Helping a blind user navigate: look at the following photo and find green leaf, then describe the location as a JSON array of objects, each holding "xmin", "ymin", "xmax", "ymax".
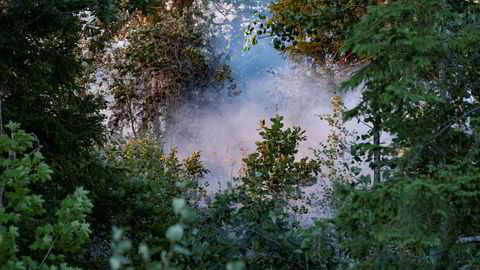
[
  {"xmin": 166, "ymin": 224, "xmax": 184, "ymax": 242},
  {"xmin": 226, "ymin": 261, "xmax": 245, "ymax": 270},
  {"xmin": 138, "ymin": 243, "xmax": 150, "ymax": 262},
  {"xmin": 172, "ymin": 198, "xmax": 186, "ymax": 215},
  {"xmin": 252, "ymin": 35, "xmax": 257, "ymax": 45},
  {"xmin": 109, "ymin": 255, "xmax": 123, "ymax": 270},
  {"xmin": 112, "ymin": 227, "xmax": 123, "ymax": 242},
  {"xmin": 173, "ymin": 244, "xmax": 192, "ymax": 256}
]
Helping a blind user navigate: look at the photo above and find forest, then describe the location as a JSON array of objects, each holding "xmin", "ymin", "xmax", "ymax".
[{"xmin": 1, "ymin": 0, "xmax": 480, "ymax": 269}]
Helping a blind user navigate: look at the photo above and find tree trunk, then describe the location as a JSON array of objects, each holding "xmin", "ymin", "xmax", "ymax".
[
  {"xmin": 0, "ymin": 99, "xmax": 3, "ymax": 209},
  {"xmin": 373, "ymin": 125, "xmax": 381, "ymax": 184},
  {"xmin": 371, "ymin": 109, "xmax": 383, "ymax": 184},
  {"xmin": 172, "ymin": 0, "xmax": 194, "ymax": 16}
]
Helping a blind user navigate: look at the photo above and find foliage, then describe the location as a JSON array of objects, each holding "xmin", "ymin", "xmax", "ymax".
[
  {"xmin": 78, "ymin": 138, "xmax": 209, "ymax": 267},
  {"xmin": 0, "ymin": 0, "xmax": 113, "ymax": 159},
  {"xmin": 0, "ymin": 0, "xmax": 182, "ymax": 208},
  {"xmin": 240, "ymin": 115, "xmax": 320, "ymax": 202},
  {"xmin": 109, "ymin": 11, "xmax": 234, "ymax": 137},
  {"xmin": 109, "ymin": 196, "xmax": 246, "ymax": 270},
  {"xmin": 293, "ymin": 219, "xmax": 349, "ymax": 269},
  {"xmin": 106, "ymin": 138, "xmax": 209, "ymax": 228},
  {"xmin": 245, "ymin": 0, "xmax": 382, "ymax": 65},
  {"xmin": 333, "ymin": 0, "xmax": 480, "ymax": 268},
  {"xmin": 248, "ymin": 0, "xmax": 480, "ymax": 269},
  {"xmin": 0, "ymin": 123, "xmax": 93, "ymax": 269},
  {"xmin": 108, "ymin": 197, "xmax": 198, "ymax": 270},
  {"xmin": 312, "ymin": 95, "xmax": 364, "ymax": 211},
  {"xmin": 335, "ymin": 156, "xmax": 480, "ymax": 269},
  {"xmin": 174, "ymin": 116, "xmax": 321, "ymax": 269},
  {"xmin": 0, "ymin": 0, "xmax": 124, "ymax": 230},
  {"xmin": 342, "ymin": 0, "xmax": 480, "ymax": 173}
]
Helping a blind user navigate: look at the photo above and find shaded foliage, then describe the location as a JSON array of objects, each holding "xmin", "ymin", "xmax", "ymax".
[
  {"xmin": 0, "ymin": 123, "xmax": 93, "ymax": 269},
  {"xmin": 109, "ymin": 11, "xmax": 234, "ymax": 137}
]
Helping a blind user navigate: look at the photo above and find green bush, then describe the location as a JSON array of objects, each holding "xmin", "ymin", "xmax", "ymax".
[{"xmin": 0, "ymin": 123, "xmax": 93, "ymax": 269}]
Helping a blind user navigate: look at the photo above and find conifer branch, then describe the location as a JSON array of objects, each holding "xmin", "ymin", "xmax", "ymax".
[{"xmin": 431, "ymin": 105, "xmax": 480, "ymax": 142}]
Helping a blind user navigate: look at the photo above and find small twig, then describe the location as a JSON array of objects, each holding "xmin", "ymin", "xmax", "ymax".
[
  {"xmin": 40, "ymin": 234, "xmax": 60, "ymax": 266},
  {"xmin": 255, "ymin": 252, "xmax": 306, "ymax": 269},
  {"xmin": 329, "ymin": 5, "xmax": 368, "ymax": 14},
  {"xmin": 211, "ymin": 0, "xmax": 229, "ymax": 18},
  {"xmin": 0, "ymin": 99, "xmax": 3, "ymax": 209},
  {"xmin": 430, "ymin": 105, "xmax": 480, "ymax": 142},
  {"xmin": 339, "ymin": 104, "xmax": 373, "ymax": 129},
  {"xmin": 0, "ymin": 186, "xmax": 3, "ymax": 209},
  {"xmin": 334, "ymin": 57, "xmax": 372, "ymax": 76},
  {"xmin": 305, "ymin": 253, "xmax": 310, "ymax": 270},
  {"xmin": 457, "ymin": 235, "xmax": 480, "ymax": 243},
  {"xmin": 246, "ymin": 228, "xmax": 284, "ymax": 248}
]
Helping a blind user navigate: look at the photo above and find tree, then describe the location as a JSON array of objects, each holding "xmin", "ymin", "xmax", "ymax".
[
  {"xmin": 335, "ymin": 155, "xmax": 480, "ymax": 269},
  {"xmin": 342, "ymin": 0, "xmax": 480, "ymax": 175},
  {"xmin": 239, "ymin": 115, "xmax": 320, "ymax": 204},
  {"xmin": 0, "ymin": 0, "xmax": 126, "ymax": 206},
  {"xmin": 246, "ymin": 0, "xmax": 378, "ymax": 62},
  {"xmin": 246, "ymin": 0, "xmax": 387, "ymax": 183},
  {"xmin": 0, "ymin": 2, "xmax": 186, "ymax": 266},
  {"xmin": 332, "ymin": 0, "xmax": 480, "ymax": 268},
  {"xmin": 108, "ymin": 10, "xmax": 234, "ymax": 138},
  {"xmin": 0, "ymin": 0, "xmax": 175, "ymax": 192},
  {"xmin": 187, "ymin": 116, "xmax": 320, "ymax": 269},
  {"xmin": 247, "ymin": 0, "xmax": 480, "ymax": 268}
]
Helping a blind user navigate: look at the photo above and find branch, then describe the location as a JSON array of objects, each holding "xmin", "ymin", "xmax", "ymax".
[
  {"xmin": 333, "ymin": 5, "xmax": 368, "ymax": 13},
  {"xmin": 40, "ymin": 234, "xmax": 60, "ymax": 266},
  {"xmin": 246, "ymin": 228, "xmax": 284, "ymax": 248},
  {"xmin": 13, "ymin": 1, "xmax": 96, "ymax": 33},
  {"xmin": 457, "ymin": 235, "xmax": 480, "ymax": 243},
  {"xmin": 339, "ymin": 104, "xmax": 373, "ymax": 129},
  {"xmin": 212, "ymin": 0, "xmax": 229, "ymax": 18},
  {"xmin": 257, "ymin": 35, "xmax": 275, "ymax": 41},
  {"xmin": 334, "ymin": 57, "xmax": 372, "ymax": 76},
  {"xmin": 255, "ymin": 252, "xmax": 306, "ymax": 269},
  {"xmin": 430, "ymin": 105, "xmax": 480, "ymax": 142}
]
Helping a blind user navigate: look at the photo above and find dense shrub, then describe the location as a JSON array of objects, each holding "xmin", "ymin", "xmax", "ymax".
[{"xmin": 0, "ymin": 123, "xmax": 93, "ymax": 269}]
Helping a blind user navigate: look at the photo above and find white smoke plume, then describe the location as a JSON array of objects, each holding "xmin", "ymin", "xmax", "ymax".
[{"xmin": 165, "ymin": 60, "xmax": 364, "ymax": 191}]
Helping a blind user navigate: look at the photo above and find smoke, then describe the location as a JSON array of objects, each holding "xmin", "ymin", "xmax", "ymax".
[
  {"xmin": 89, "ymin": 0, "xmax": 374, "ymax": 221},
  {"xmin": 159, "ymin": 2, "xmax": 373, "ymax": 197},
  {"xmin": 165, "ymin": 58, "xmax": 364, "ymax": 192},
  {"xmin": 84, "ymin": 0, "xmax": 393, "ymax": 223},
  {"xmin": 160, "ymin": 4, "xmax": 378, "ymax": 222},
  {"xmin": 91, "ymin": 0, "xmax": 369, "ymax": 196}
]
